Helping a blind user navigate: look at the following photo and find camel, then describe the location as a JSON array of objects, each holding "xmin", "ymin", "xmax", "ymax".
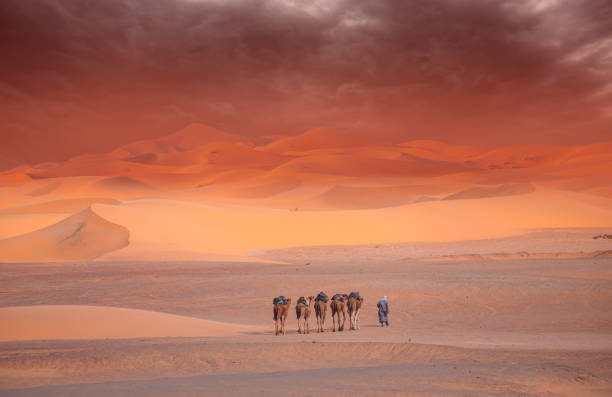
[
  {"xmin": 347, "ymin": 292, "xmax": 363, "ymax": 331},
  {"xmin": 273, "ymin": 296, "xmax": 291, "ymax": 335},
  {"xmin": 295, "ymin": 296, "xmax": 314, "ymax": 334},
  {"xmin": 314, "ymin": 291, "xmax": 329, "ymax": 333},
  {"xmin": 330, "ymin": 294, "xmax": 347, "ymax": 332}
]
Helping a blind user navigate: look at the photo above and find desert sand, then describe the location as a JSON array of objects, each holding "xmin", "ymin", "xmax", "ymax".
[
  {"xmin": 0, "ymin": 306, "xmax": 264, "ymax": 341},
  {"xmin": 1, "ymin": 251, "xmax": 611, "ymax": 396},
  {"xmin": 1, "ymin": 125, "xmax": 611, "ymax": 396}
]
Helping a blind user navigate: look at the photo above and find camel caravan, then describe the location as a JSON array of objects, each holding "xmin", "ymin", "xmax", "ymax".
[{"xmin": 273, "ymin": 291, "xmax": 363, "ymax": 335}]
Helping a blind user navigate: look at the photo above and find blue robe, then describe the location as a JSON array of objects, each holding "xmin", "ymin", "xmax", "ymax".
[{"xmin": 377, "ymin": 299, "xmax": 389, "ymax": 322}]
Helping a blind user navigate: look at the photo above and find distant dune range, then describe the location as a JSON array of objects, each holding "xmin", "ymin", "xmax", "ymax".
[{"xmin": 0, "ymin": 123, "xmax": 611, "ymax": 262}]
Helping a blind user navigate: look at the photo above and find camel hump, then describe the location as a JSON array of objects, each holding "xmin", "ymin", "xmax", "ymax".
[
  {"xmin": 349, "ymin": 291, "xmax": 361, "ymax": 300},
  {"xmin": 332, "ymin": 294, "xmax": 345, "ymax": 301}
]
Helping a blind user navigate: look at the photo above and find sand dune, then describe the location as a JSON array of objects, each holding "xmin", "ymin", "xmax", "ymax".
[
  {"xmin": 92, "ymin": 188, "xmax": 612, "ymax": 259},
  {"xmin": 258, "ymin": 128, "xmax": 375, "ymax": 154},
  {"xmin": 0, "ymin": 198, "xmax": 120, "ymax": 215},
  {"xmin": 0, "ymin": 305, "xmax": 264, "ymax": 341},
  {"xmin": 314, "ymin": 184, "xmax": 443, "ymax": 209},
  {"xmin": 25, "ymin": 180, "xmax": 62, "ymax": 196},
  {"xmin": 116, "ymin": 123, "xmax": 253, "ymax": 157},
  {"xmin": 155, "ymin": 141, "xmax": 286, "ymax": 170},
  {"xmin": 0, "ymin": 165, "xmax": 34, "ymax": 186},
  {"xmin": 0, "ymin": 207, "xmax": 129, "ymax": 262},
  {"xmin": 443, "ymin": 182, "xmax": 535, "ymax": 200},
  {"xmin": 399, "ymin": 140, "xmax": 491, "ymax": 163},
  {"xmin": 92, "ymin": 176, "xmax": 160, "ymax": 198},
  {"xmin": 267, "ymin": 152, "xmax": 468, "ymax": 178},
  {"xmin": 0, "ymin": 214, "xmax": 68, "ymax": 239}
]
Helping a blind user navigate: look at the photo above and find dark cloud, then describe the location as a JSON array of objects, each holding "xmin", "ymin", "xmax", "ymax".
[{"xmin": 0, "ymin": 0, "xmax": 610, "ymax": 164}]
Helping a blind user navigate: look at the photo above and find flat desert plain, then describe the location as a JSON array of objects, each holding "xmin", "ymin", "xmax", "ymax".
[{"xmin": 1, "ymin": 125, "xmax": 612, "ymax": 396}]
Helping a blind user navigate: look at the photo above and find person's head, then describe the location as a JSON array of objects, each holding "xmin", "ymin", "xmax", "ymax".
[{"xmin": 383, "ymin": 296, "xmax": 387, "ymax": 301}]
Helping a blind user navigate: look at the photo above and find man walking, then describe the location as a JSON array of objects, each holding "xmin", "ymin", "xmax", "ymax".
[{"xmin": 377, "ymin": 296, "xmax": 389, "ymax": 327}]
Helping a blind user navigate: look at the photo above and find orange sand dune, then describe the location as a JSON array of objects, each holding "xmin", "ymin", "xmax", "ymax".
[
  {"xmin": 399, "ymin": 140, "xmax": 492, "ymax": 163},
  {"xmin": 0, "ymin": 207, "xmax": 129, "ymax": 262},
  {"xmin": 0, "ymin": 165, "xmax": 34, "ymax": 186},
  {"xmin": 443, "ymin": 183, "xmax": 535, "ymax": 200},
  {"xmin": 224, "ymin": 178, "xmax": 302, "ymax": 199},
  {"xmin": 258, "ymin": 128, "xmax": 375, "ymax": 154},
  {"xmin": 113, "ymin": 123, "xmax": 253, "ymax": 157},
  {"xmin": 314, "ymin": 184, "xmax": 450, "ymax": 209},
  {"xmin": 24, "ymin": 155, "xmax": 175, "ymax": 179},
  {"xmin": 0, "ymin": 305, "xmax": 264, "ymax": 341},
  {"xmin": 155, "ymin": 141, "xmax": 287, "ymax": 170},
  {"xmin": 0, "ymin": 197, "xmax": 120, "ymax": 215},
  {"xmin": 0, "ymin": 214, "xmax": 68, "ymax": 239},
  {"xmin": 462, "ymin": 144, "xmax": 572, "ymax": 169},
  {"xmin": 2, "ymin": 130, "xmax": 610, "ymax": 197},
  {"xmin": 93, "ymin": 188, "xmax": 612, "ymax": 259},
  {"xmin": 267, "ymin": 152, "xmax": 468, "ymax": 178},
  {"xmin": 25, "ymin": 180, "xmax": 62, "ymax": 196},
  {"xmin": 92, "ymin": 176, "xmax": 161, "ymax": 198}
]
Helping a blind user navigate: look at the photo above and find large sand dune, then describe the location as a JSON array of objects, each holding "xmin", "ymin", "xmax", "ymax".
[
  {"xmin": 0, "ymin": 207, "xmax": 129, "ymax": 262},
  {"xmin": 0, "ymin": 305, "xmax": 263, "ymax": 341}
]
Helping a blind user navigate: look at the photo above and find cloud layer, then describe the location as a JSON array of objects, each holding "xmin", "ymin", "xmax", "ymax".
[{"xmin": 1, "ymin": 0, "xmax": 611, "ymax": 164}]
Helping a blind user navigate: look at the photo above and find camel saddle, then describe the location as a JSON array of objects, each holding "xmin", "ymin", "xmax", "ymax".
[
  {"xmin": 296, "ymin": 296, "xmax": 308, "ymax": 307},
  {"xmin": 331, "ymin": 294, "xmax": 345, "ymax": 302},
  {"xmin": 349, "ymin": 291, "xmax": 361, "ymax": 300},
  {"xmin": 273, "ymin": 296, "xmax": 287, "ymax": 306},
  {"xmin": 315, "ymin": 292, "xmax": 328, "ymax": 303}
]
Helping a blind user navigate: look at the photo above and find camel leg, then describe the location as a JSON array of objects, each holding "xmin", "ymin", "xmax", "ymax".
[
  {"xmin": 355, "ymin": 308, "xmax": 361, "ymax": 330},
  {"xmin": 321, "ymin": 309, "xmax": 326, "ymax": 332},
  {"xmin": 275, "ymin": 319, "xmax": 279, "ymax": 336}
]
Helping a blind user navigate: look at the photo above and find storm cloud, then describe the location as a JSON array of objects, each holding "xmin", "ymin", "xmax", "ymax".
[{"xmin": 1, "ymin": 0, "xmax": 611, "ymax": 164}]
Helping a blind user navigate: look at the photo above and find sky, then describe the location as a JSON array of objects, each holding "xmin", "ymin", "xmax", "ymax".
[{"xmin": 1, "ymin": 0, "xmax": 611, "ymax": 165}]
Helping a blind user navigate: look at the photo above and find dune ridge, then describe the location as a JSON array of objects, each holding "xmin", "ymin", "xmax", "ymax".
[{"xmin": 0, "ymin": 207, "xmax": 129, "ymax": 262}]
